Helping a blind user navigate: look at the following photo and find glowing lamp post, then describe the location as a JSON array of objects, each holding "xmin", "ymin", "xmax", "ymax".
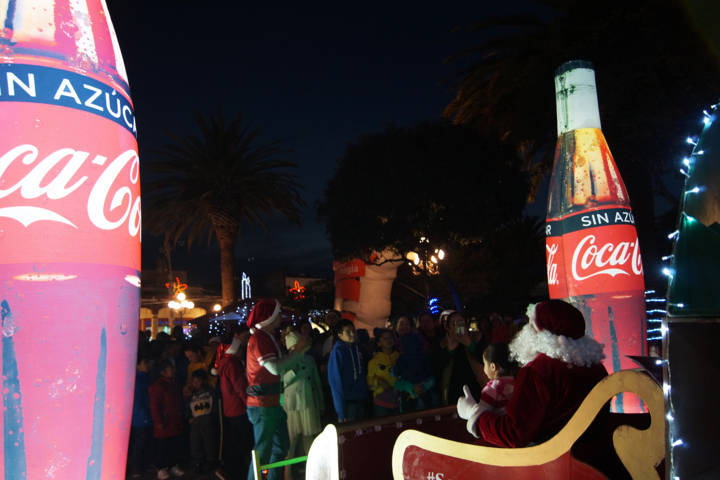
[
  {"xmin": 405, "ymin": 237, "xmax": 446, "ymax": 276},
  {"xmin": 405, "ymin": 237, "xmax": 446, "ymax": 299},
  {"xmin": 168, "ymin": 292, "xmax": 194, "ymax": 324}
]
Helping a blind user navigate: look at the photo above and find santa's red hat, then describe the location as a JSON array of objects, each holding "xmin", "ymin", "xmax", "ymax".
[
  {"xmin": 516, "ymin": 299, "xmax": 604, "ymax": 368},
  {"xmin": 530, "ymin": 300, "xmax": 586, "ymax": 339},
  {"xmin": 247, "ymin": 299, "xmax": 281, "ymax": 331}
]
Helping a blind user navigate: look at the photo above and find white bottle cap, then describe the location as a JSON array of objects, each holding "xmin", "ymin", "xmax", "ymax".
[{"xmin": 555, "ymin": 60, "xmax": 601, "ymax": 136}]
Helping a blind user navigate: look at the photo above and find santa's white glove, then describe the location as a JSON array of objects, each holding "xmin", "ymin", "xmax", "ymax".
[{"xmin": 456, "ymin": 385, "xmax": 490, "ymax": 438}]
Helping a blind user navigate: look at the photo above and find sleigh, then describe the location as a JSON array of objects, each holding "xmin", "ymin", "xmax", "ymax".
[{"xmin": 305, "ymin": 369, "xmax": 664, "ymax": 479}]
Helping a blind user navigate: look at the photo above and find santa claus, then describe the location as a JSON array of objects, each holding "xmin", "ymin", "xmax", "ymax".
[{"xmin": 457, "ymin": 299, "xmax": 608, "ymax": 447}]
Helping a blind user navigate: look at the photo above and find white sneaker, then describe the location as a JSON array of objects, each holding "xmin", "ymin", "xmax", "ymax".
[
  {"xmin": 157, "ymin": 468, "xmax": 170, "ymax": 480},
  {"xmin": 170, "ymin": 465, "xmax": 185, "ymax": 477}
]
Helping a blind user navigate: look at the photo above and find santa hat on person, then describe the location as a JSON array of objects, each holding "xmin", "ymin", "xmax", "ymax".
[
  {"xmin": 511, "ymin": 300, "xmax": 605, "ymax": 368},
  {"xmin": 247, "ymin": 299, "xmax": 282, "ymax": 333}
]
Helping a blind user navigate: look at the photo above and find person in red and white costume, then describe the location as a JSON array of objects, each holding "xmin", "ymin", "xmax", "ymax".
[
  {"xmin": 457, "ymin": 299, "xmax": 608, "ymax": 447},
  {"xmin": 245, "ymin": 299, "xmax": 309, "ymax": 480}
]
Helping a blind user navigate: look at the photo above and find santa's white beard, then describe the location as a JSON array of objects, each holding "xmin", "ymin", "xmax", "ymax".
[
  {"xmin": 509, "ymin": 323, "xmax": 606, "ymax": 368},
  {"xmin": 509, "ymin": 323, "xmax": 543, "ymax": 366}
]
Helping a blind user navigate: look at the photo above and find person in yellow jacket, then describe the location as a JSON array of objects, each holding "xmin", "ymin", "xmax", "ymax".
[{"xmin": 366, "ymin": 329, "xmax": 400, "ymax": 416}]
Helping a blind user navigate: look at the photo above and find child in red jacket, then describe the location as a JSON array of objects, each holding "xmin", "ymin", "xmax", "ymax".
[{"xmin": 149, "ymin": 360, "xmax": 185, "ymax": 480}]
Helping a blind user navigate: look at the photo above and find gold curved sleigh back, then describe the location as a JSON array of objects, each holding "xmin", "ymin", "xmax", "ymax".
[{"xmin": 392, "ymin": 369, "xmax": 665, "ymax": 479}]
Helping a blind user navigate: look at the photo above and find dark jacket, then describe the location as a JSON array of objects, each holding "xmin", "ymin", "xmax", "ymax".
[
  {"xmin": 148, "ymin": 376, "xmax": 184, "ymax": 438},
  {"xmin": 328, "ymin": 340, "xmax": 368, "ymax": 420},
  {"xmin": 131, "ymin": 370, "xmax": 152, "ymax": 427}
]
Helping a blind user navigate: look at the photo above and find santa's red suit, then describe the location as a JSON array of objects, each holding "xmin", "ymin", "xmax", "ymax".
[{"xmin": 458, "ymin": 300, "xmax": 608, "ymax": 447}]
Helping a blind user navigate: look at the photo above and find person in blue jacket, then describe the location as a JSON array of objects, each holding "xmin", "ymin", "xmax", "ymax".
[
  {"xmin": 128, "ymin": 356, "xmax": 153, "ymax": 478},
  {"xmin": 328, "ymin": 319, "xmax": 368, "ymax": 422}
]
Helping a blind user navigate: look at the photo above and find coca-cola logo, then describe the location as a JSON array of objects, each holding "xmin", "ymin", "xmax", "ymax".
[
  {"xmin": 546, "ymin": 242, "xmax": 559, "ymax": 286},
  {"xmin": 0, "ymin": 144, "xmax": 141, "ymax": 237},
  {"xmin": 571, "ymin": 234, "xmax": 643, "ymax": 281}
]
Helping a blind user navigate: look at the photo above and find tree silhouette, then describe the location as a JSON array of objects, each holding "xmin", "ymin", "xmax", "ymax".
[
  {"xmin": 443, "ymin": 0, "xmax": 720, "ymax": 287},
  {"xmin": 318, "ymin": 121, "xmax": 529, "ymax": 262},
  {"xmin": 144, "ymin": 112, "xmax": 304, "ymax": 306}
]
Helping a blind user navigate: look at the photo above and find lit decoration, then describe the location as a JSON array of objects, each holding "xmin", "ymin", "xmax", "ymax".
[
  {"xmin": 428, "ymin": 297, "xmax": 440, "ymax": 315},
  {"xmin": 644, "ymin": 290, "xmax": 666, "ymax": 343},
  {"xmin": 165, "ymin": 276, "xmax": 188, "ymax": 298},
  {"xmin": 289, "ymin": 280, "xmax": 306, "ymax": 301},
  {"xmin": 213, "ymin": 303, "xmax": 222, "ymax": 312},
  {"xmin": 241, "ymin": 272, "xmax": 252, "ymax": 300},
  {"xmin": 405, "ymin": 237, "xmax": 446, "ymax": 276},
  {"xmin": 208, "ymin": 301, "xmax": 254, "ymax": 338},
  {"xmin": 0, "ymin": 1, "xmax": 139, "ymax": 477},
  {"xmin": 663, "ymin": 101, "xmax": 720, "ymax": 479},
  {"xmin": 545, "ymin": 61, "xmax": 646, "ymax": 413}
]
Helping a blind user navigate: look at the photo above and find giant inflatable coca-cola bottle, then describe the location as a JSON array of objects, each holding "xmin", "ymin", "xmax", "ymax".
[
  {"xmin": 545, "ymin": 60, "xmax": 646, "ymax": 413},
  {"xmin": 0, "ymin": 1, "xmax": 139, "ymax": 478}
]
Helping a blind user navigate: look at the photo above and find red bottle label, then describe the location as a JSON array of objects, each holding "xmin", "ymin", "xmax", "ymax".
[
  {"xmin": 546, "ymin": 207, "xmax": 644, "ymax": 297},
  {"xmin": 0, "ymin": 63, "xmax": 139, "ymax": 269}
]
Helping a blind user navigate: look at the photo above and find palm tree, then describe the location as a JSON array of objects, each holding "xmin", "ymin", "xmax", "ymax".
[
  {"xmin": 443, "ymin": 0, "xmax": 720, "ymax": 284},
  {"xmin": 144, "ymin": 112, "xmax": 304, "ymax": 306}
]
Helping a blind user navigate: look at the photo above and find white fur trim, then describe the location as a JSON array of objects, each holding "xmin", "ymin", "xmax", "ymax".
[
  {"xmin": 466, "ymin": 400, "xmax": 490, "ymax": 438},
  {"xmin": 255, "ymin": 300, "xmax": 281, "ymax": 330},
  {"xmin": 510, "ymin": 323, "xmax": 605, "ymax": 368},
  {"xmin": 225, "ymin": 337, "xmax": 242, "ymax": 355}
]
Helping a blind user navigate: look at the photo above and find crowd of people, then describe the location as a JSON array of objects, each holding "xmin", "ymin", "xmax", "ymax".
[{"xmin": 127, "ymin": 299, "xmax": 591, "ymax": 480}]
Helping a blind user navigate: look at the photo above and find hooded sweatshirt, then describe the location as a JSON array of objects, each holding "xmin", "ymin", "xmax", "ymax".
[{"xmin": 328, "ymin": 340, "xmax": 367, "ymax": 420}]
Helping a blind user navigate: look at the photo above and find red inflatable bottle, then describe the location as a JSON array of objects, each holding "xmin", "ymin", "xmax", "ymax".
[
  {"xmin": 546, "ymin": 60, "xmax": 646, "ymax": 412},
  {"xmin": 0, "ymin": 1, "xmax": 139, "ymax": 477}
]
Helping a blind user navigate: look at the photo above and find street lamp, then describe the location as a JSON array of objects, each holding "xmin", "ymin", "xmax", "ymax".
[
  {"xmin": 405, "ymin": 236, "xmax": 446, "ymax": 276},
  {"xmin": 168, "ymin": 293, "xmax": 194, "ymax": 323}
]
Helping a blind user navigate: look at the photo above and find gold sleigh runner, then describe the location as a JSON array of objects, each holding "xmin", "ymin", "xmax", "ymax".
[{"xmin": 392, "ymin": 369, "xmax": 664, "ymax": 479}]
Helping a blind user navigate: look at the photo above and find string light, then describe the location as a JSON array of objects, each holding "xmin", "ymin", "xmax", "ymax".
[
  {"xmin": 667, "ymin": 230, "xmax": 679, "ymax": 240},
  {"xmin": 686, "ymin": 136, "xmax": 697, "ymax": 145},
  {"xmin": 684, "ymin": 186, "xmax": 701, "ymax": 195},
  {"xmin": 662, "ymin": 255, "xmax": 674, "ymax": 261},
  {"xmin": 646, "ymin": 309, "xmax": 667, "ymax": 314}
]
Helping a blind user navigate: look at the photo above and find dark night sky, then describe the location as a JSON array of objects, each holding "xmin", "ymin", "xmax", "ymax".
[{"xmin": 106, "ymin": 1, "xmax": 541, "ymax": 288}]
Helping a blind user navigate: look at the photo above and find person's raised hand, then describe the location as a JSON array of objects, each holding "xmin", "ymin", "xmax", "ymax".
[{"xmin": 456, "ymin": 385, "xmax": 478, "ymax": 420}]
